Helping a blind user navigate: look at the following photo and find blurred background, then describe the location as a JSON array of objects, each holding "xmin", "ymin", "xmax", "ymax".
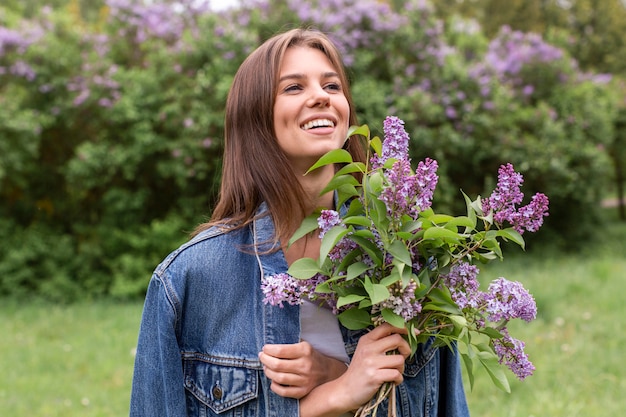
[{"xmin": 1, "ymin": 0, "xmax": 624, "ymax": 416}]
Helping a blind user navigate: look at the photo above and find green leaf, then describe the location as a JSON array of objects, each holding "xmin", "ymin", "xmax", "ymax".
[
  {"xmin": 320, "ymin": 226, "xmax": 350, "ymax": 262},
  {"xmin": 463, "ymin": 191, "xmax": 478, "ymax": 230},
  {"xmin": 387, "ymin": 239, "xmax": 412, "ymax": 266},
  {"xmin": 364, "ymin": 276, "xmax": 390, "ymax": 305},
  {"xmin": 370, "ymin": 135, "xmax": 382, "ymax": 156},
  {"xmin": 461, "ymin": 352, "xmax": 475, "ymax": 391},
  {"xmin": 343, "ymin": 215, "xmax": 372, "ymax": 228},
  {"xmin": 338, "ymin": 308, "xmax": 372, "ymax": 330},
  {"xmin": 306, "ymin": 149, "xmax": 353, "ymax": 174},
  {"xmin": 381, "ymin": 308, "xmax": 405, "ymax": 328},
  {"xmin": 480, "ymin": 327, "xmax": 505, "ymax": 339},
  {"xmin": 349, "ymin": 235, "xmax": 382, "ymax": 266},
  {"xmin": 347, "ymin": 261, "xmax": 370, "ymax": 280},
  {"xmin": 478, "ymin": 352, "xmax": 511, "ymax": 393},
  {"xmin": 321, "ymin": 174, "xmax": 361, "ymax": 195},
  {"xmin": 348, "ymin": 124, "xmax": 370, "ymax": 139},
  {"xmin": 335, "ymin": 161, "xmax": 367, "ymax": 176},
  {"xmin": 337, "ymin": 294, "xmax": 367, "ymax": 308},
  {"xmin": 449, "ymin": 315, "xmax": 468, "ymax": 329},
  {"xmin": 287, "ymin": 257, "xmax": 321, "ymax": 279},
  {"xmin": 288, "ymin": 215, "xmax": 320, "ymax": 246},
  {"xmin": 429, "ymin": 214, "xmax": 454, "ymax": 224},
  {"xmin": 423, "ymin": 227, "xmax": 462, "ymax": 242},
  {"xmin": 496, "ymin": 228, "xmax": 525, "ymax": 249}
]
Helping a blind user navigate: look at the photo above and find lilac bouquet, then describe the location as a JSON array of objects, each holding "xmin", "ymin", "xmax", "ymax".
[{"xmin": 262, "ymin": 116, "xmax": 548, "ymax": 415}]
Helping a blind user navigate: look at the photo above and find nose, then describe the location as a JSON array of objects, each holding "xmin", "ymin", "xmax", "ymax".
[{"xmin": 308, "ymin": 85, "xmax": 330, "ymax": 107}]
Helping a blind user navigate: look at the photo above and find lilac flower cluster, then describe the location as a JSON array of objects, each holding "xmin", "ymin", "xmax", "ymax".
[
  {"xmin": 492, "ymin": 328, "xmax": 535, "ymax": 380},
  {"xmin": 262, "ymin": 272, "xmax": 342, "ymax": 312},
  {"xmin": 318, "ymin": 209, "xmax": 342, "ymax": 238},
  {"xmin": 375, "ymin": 116, "xmax": 439, "ymax": 219},
  {"xmin": 373, "ymin": 116, "xmax": 411, "ymax": 168},
  {"xmin": 260, "ymin": 273, "xmax": 304, "ymax": 308},
  {"xmin": 372, "ymin": 280, "xmax": 422, "ymax": 321},
  {"xmin": 441, "ymin": 262, "xmax": 480, "ymax": 310},
  {"xmin": 485, "ymin": 278, "xmax": 537, "ymax": 323},
  {"xmin": 482, "ymin": 163, "xmax": 550, "ymax": 234}
]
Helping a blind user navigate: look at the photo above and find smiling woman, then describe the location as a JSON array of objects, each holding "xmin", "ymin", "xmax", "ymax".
[
  {"xmin": 129, "ymin": 28, "xmax": 470, "ymax": 417},
  {"xmin": 273, "ymin": 46, "xmax": 350, "ymax": 184}
]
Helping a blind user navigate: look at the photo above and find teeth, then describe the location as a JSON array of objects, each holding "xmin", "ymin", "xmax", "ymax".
[{"xmin": 301, "ymin": 119, "xmax": 334, "ymax": 130}]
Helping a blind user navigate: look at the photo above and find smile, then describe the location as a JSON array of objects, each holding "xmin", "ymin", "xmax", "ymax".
[{"xmin": 301, "ymin": 119, "xmax": 335, "ymax": 131}]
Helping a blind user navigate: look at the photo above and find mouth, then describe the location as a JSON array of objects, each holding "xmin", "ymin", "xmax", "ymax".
[{"xmin": 300, "ymin": 118, "xmax": 335, "ymax": 131}]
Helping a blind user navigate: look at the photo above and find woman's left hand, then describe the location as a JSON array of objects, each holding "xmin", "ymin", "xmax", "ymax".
[{"xmin": 259, "ymin": 341, "xmax": 347, "ymax": 399}]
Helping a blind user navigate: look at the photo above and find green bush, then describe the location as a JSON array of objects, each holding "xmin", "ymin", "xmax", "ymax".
[{"xmin": 0, "ymin": 0, "xmax": 623, "ymax": 300}]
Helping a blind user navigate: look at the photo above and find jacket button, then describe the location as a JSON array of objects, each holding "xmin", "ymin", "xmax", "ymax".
[{"xmin": 212, "ymin": 385, "xmax": 223, "ymax": 400}]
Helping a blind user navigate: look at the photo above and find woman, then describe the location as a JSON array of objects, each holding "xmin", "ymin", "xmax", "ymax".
[{"xmin": 130, "ymin": 28, "xmax": 470, "ymax": 417}]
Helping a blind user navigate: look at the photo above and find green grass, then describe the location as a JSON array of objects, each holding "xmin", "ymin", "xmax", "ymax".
[
  {"xmin": 0, "ymin": 301, "xmax": 142, "ymax": 417},
  {"xmin": 1, "ymin": 222, "xmax": 624, "ymax": 416}
]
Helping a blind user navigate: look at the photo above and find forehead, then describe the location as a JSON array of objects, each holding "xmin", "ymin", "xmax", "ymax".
[{"xmin": 279, "ymin": 46, "xmax": 338, "ymax": 76}]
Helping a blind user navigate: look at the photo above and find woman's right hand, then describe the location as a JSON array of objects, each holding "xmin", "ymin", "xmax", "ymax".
[{"xmin": 299, "ymin": 323, "xmax": 412, "ymax": 417}]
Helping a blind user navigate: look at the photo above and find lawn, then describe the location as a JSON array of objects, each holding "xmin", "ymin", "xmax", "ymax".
[{"xmin": 1, "ymin": 222, "xmax": 624, "ymax": 416}]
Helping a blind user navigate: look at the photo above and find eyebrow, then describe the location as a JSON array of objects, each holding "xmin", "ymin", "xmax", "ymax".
[{"xmin": 278, "ymin": 71, "xmax": 340, "ymax": 83}]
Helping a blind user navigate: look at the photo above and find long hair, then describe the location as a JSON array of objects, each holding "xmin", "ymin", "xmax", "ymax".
[{"xmin": 193, "ymin": 28, "xmax": 366, "ymax": 243}]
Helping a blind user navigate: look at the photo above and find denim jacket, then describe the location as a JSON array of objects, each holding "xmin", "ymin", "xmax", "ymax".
[{"xmin": 130, "ymin": 204, "xmax": 470, "ymax": 417}]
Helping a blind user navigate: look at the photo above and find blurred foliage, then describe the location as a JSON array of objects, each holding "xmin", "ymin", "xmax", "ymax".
[{"xmin": 0, "ymin": 0, "xmax": 624, "ymax": 301}]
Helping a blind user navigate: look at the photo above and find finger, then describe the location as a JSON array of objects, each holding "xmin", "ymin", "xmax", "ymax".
[
  {"xmin": 262, "ymin": 342, "xmax": 310, "ymax": 359},
  {"xmin": 262, "ymin": 365, "xmax": 305, "ymax": 387},
  {"xmin": 269, "ymin": 380, "xmax": 308, "ymax": 399}
]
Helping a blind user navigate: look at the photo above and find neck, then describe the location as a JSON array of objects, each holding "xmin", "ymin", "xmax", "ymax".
[{"xmin": 297, "ymin": 163, "xmax": 336, "ymax": 213}]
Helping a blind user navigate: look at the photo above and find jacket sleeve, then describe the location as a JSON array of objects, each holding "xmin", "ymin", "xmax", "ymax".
[{"xmin": 130, "ymin": 274, "xmax": 188, "ymax": 416}]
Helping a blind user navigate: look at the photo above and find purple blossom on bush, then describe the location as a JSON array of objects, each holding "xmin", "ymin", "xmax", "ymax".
[
  {"xmin": 485, "ymin": 278, "xmax": 537, "ymax": 323},
  {"xmin": 286, "ymin": 0, "xmax": 407, "ymax": 65},
  {"xmin": 492, "ymin": 328, "xmax": 535, "ymax": 380},
  {"xmin": 380, "ymin": 159, "xmax": 418, "ymax": 217}
]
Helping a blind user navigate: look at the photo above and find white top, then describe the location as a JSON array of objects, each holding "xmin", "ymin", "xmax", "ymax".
[{"xmin": 300, "ymin": 300, "xmax": 350, "ymax": 364}]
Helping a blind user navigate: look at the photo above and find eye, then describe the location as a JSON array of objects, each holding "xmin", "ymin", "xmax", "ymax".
[
  {"xmin": 324, "ymin": 82, "xmax": 342, "ymax": 92},
  {"xmin": 283, "ymin": 84, "xmax": 303, "ymax": 93}
]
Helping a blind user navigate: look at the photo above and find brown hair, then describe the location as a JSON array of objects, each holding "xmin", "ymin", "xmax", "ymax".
[{"xmin": 193, "ymin": 28, "xmax": 366, "ymax": 243}]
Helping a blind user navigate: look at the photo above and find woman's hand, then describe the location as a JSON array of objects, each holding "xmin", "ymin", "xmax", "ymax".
[
  {"xmin": 299, "ymin": 323, "xmax": 412, "ymax": 417},
  {"xmin": 259, "ymin": 341, "xmax": 348, "ymax": 399}
]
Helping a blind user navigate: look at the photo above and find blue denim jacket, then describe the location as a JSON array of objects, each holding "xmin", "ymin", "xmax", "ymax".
[{"xmin": 130, "ymin": 205, "xmax": 470, "ymax": 417}]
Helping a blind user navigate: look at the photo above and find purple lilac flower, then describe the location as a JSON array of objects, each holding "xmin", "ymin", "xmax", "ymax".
[
  {"xmin": 510, "ymin": 193, "xmax": 550, "ymax": 233},
  {"xmin": 483, "ymin": 164, "xmax": 549, "ymax": 233},
  {"xmin": 414, "ymin": 157, "xmax": 438, "ymax": 212},
  {"xmin": 261, "ymin": 273, "xmax": 304, "ymax": 308},
  {"xmin": 374, "ymin": 279, "xmax": 422, "ymax": 321},
  {"xmin": 441, "ymin": 261, "xmax": 481, "ymax": 310},
  {"xmin": 372, "ymin": 116, "xmax": 410, "ymax": 169},
  {"xmin": 492, "ymin": 328, "xmax": 535, "ymax": 380},
  {"xmin": 483, "ymin": 163, "xmax": 524, "ymax": 221},
  {"xmin": 318, "ymin": 209, "xmax": 342, "ymax": 238},
  {"xmin": 485, "ymin": 278, "xmax": 537, "ymax": 323},
  {"xmin": 380, "ymin": 159, "xmax": 418, "ymax": 217}
]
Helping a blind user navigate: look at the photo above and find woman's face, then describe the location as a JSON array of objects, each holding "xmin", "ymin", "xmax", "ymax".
[{"xmin": 273, "ymin": 46, "xmax": 350, "ymax": 174}]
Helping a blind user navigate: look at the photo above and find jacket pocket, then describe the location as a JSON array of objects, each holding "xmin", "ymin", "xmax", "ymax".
[
  {"xmin": 404, "ymin": 336, "xmax": 438, "ymax": 378},
  {"xmin": 183, "ymin": 353, "xmax": 259, "ymax": 414}
]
